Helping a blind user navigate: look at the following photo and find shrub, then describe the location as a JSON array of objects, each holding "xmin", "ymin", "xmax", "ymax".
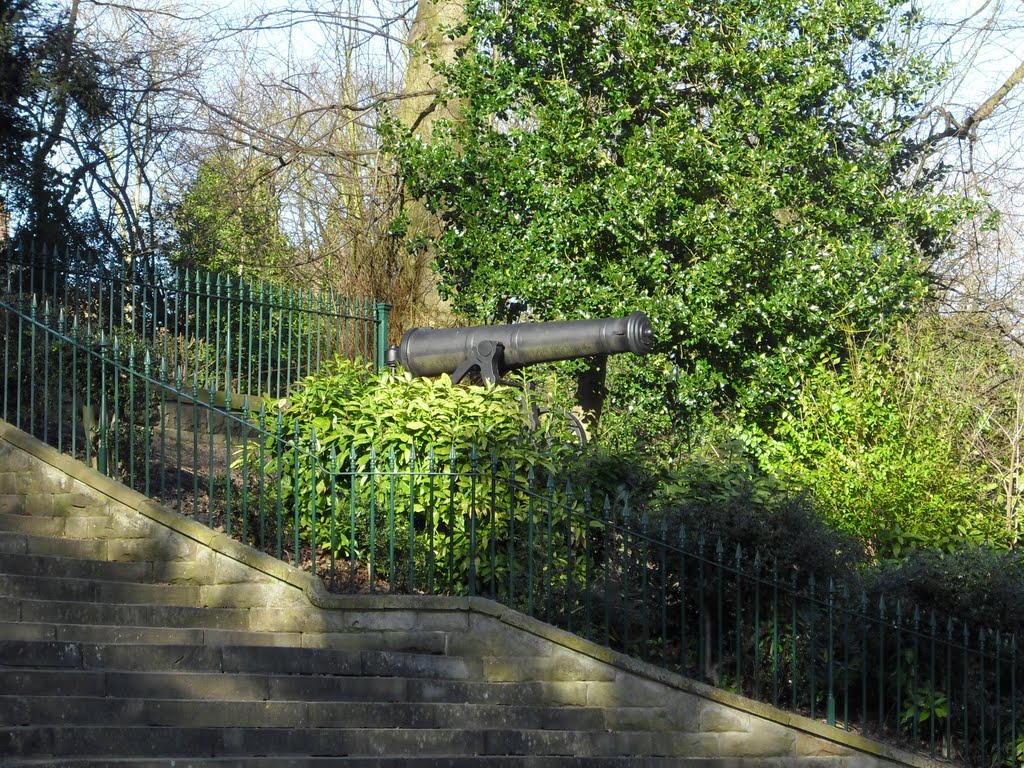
[
  {"xmin": 252, "ymin": 358, "xmax": 588, "ymax": 595},
  {"xmin": 654, "ymin": 446, "xmax": 867, "ymax": 583}
]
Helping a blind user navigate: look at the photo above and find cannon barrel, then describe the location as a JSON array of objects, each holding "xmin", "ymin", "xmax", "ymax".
[{"xmin": 396, "ymin": 311, "xmax": 654, "ymax": 383}]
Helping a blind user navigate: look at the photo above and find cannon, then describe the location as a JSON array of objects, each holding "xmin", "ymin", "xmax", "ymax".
[{"xmin": 390, "ymin": 311, "xmax": 655, "ymax": 384}]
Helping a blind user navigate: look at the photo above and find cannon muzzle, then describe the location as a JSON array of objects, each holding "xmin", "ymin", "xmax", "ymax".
[{"xmin": 396, "ymin": 311, "xmax": 654, "ymax": 383}]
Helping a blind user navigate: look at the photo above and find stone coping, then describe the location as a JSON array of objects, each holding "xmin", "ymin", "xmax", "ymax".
[{"xmin": 0, "ymin": 418, "xmax": 944, "ymax": 768}]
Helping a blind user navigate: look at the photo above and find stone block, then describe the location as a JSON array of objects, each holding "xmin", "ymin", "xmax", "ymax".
[
  {"xmin": 0, "ymin": 533, "xmax": 27, "ymax": 554},
  {"xmin": 82, "ymin": 642, "xmax": 223, "ymax": 672},
  {"xmin": 212, "ymin": 554, "xmax": 276, "ymax": 585},
  {"xmin": 221, "ymin": 645, "xmax": 360, "ymax": 676},
  {"xmin": 796, "ymin": 732, "xmax": 857, "ymax": 757},
  {"xmin": 0, "ymin": 494, "xmax": 23, "ymax": 514},
  {"xmin": 361, "ymin": 650, "xmax": 480, "ymax": 681},
  {"xmin": 269, "ymin": 673, "xmax": 407, "ymax": 703},
  {"xmin": 62, "ymin": 515, "xmax": 117, "ymax": 539},
  {"xmin": 0, "ymin": 668, "xmax": 106, "ymax": 697},
  {"xmin": 701, "ymin": 704, "xmax": 752, "ymax": 733},
  {"xmin": 22, "ymin": 493, "xmax": 55, "ymax": 517},
  {"xmin": 0, "ymin": 512, "xmax": 63, "ymax": 536},
  {"xmin": 0, "ymin": 596, "xmax": 21, "ymax": 621},
  {"xmin": 0, "ymin": 640, "xmax": 82, "ymax": 668},
  {"xmin": 414, "ymin": 609, "xmax": 470, "ymax": 632},
  {"xmin": 586, "ymin": 673, "xmax": 680, "ymax": 708},
  {"xmin": 153, "ymin": 551, "xmax": 215, "ymax": 584},
  {"xmin": 718, "ymin": 727, "xmax": 796, "ymax": 758},
  {"xmin": 199, "ymin": 582, "xmax": 306, "ymax": 609},
  {"xmin": 106, "ymin": 670, "xmax": 270, "ymax": 701},
  {"xmin": 57, "ymin": 624, "xmax": 205, "ymax": 646},
  {"xmin": 603, "ymin": 704, "xmax": 701, "ymax": 733},
  {"xmin": 655, "ymin": 731, "xmax": 721, "ymax": 757}
]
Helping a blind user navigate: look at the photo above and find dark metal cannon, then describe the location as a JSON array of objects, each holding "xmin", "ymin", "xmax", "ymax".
[{"xmin": 391, "ymin": 311, "xmax": 655, "ymax": 384}]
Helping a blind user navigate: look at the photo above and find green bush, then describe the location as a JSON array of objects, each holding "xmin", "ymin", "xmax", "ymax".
[
  {"xmin": 753, "ymin": 330, "xmax": 1006, "ymax": 557},
  {"xmin": 653, "ymin": 446, "xmax": 866, "ymax": 583},
  {"xmin": 861, "ymin": 545, "xmax": 1024, "ymax": 633},
  {"xmin": 253, "ymin": 358, "xmax": 589, "ymax": 595}
]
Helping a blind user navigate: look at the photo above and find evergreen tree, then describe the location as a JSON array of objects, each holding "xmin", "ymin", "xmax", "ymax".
[{"xmin": 387, "ymin": 0, "xmax": 966, "ymax": 443}]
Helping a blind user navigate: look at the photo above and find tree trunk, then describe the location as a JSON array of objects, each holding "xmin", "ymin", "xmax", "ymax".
[{"xmin": 393, "ymin": 0, "xmax": 465, "ymax": 329}]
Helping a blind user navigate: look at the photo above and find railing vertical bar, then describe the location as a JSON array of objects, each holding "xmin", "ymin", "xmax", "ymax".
[
  {"xmin": 715, "ymin": 539, "xmax": 724, "ymax": 687},
  {"xmin": 980, "ymin": 628, "xmax": 987, "ymax": 765},
  {"xmin": 207, "ymin": 383, "xmax": 216, "ymax": 526},
  {"xmin": 28, "ymin": 297, "xmax": 36, "ymax": 435},
  {"xmin": 506, "ymin": 457, "xmax": 515, "ymax": 605},
  {"xmin": 527, "ymin": 468, "xmax": 536, "ymax": 617},
  {"xmin": 842, "ymin": 584, "xmax": 850, "ymax": 730},
  {"xmin": 603, "ymin": 497, "xmax": 612, "ymax": 648},
  {"xmin": 996, "ymin": 630, "xmax": 1003, "ymax": 765},
  {"xmin": 239, "ymin": 407, "xmax": 250, "ymax": 546},
  {"xmin": 425, "ymin": 448, "xmax": 438, "ymax": 598},
  {"xmin": 912, "ymin": 607, "xmax": 921, "ymax": 746},
  {"xmin": 827, "ymin": 578, "xmax": 835, "ymax": 727},
  {"xmin": 329, "ymin": 446, "xmax": 338, "ymax": 587},
  {"xmin": 622, "ymin": 501, "xmax": 631, "ymax": 658},
  {"xmin": 808, "ymin": 575, "xmax": 817, "ymax": 721},
  {"xmin": 349, "ymin": 446, "xmax": 358, "ymax": 587},
  {"xmin": 878, "ymin": 597, "xmax": 887, "ymax": 737},
  {"xmin": 408, "ymin": 445, "xmax": 417, "ymax": 593},
  {"xmin": 565, "ymin": 481, "xmax": 575, "ymax": 632},
  {"xmin": 945, "ymin": 618, "xmax": 953, "ymax": 759},
  {"xmin": 772, "ymin": 560, "xmax": 779, "ymax": 708},
  {"xmin": 469, "ymin": 447, "xmax": 478, "ymax": 598},
  {"xmin": 427, "ymin": 449, "xmax": 437, "ymax": 595},
  {"xmin": 679, "ymin": 526, "xmax": 688, "ymax": 674},
  {"xmin": 447, "ymin": 447, "xmax": 457, "ymax": 595},
  {"xmin": 660, "ymin": 519, "xmax": 669, "ymax": 667},
  {"xmin": 388, "ymin": 446, "xmax": 397, "ymax": 592},
  {"xmin": 545, "ymin": 475, "xmax": 554, "ymax": 622},
  {"xmin": 56, "ymin": 309, "xmax": 65, "ymax": 452},
  {"xmin": 41, "ymin": 301, "xmax": 50, "ymax": 444},
  {"xmin": 734, "ymin": 544, "xmax": 742, "ymax": 690},
  {"xmin": 697, "ymin": 536, "xmax": 706, "ymax": 683},
  {"xmin": 489, "ymin": 453, "xmax": 498, "ymax": 600},
  {"xmin": 369, "ymin": 445, "xmax": 378, "ymax": 592},
  {"xmin": 639, "ymin": 511, "xmax": 650, "ymax": 662},
  {"xmin": 307, "ymin": 428, "xmax": 316, "ymax": 577},
  {"xmin": 895, "ymin": 601, "xmax": 903, "ymax": 737},
  {"xmin": 753, "ymin": 551, "xmax": 762, "ymax": 702},
  {"xmin": 790, "ymin": 571, "xmax": 798, "ymax": 712}
]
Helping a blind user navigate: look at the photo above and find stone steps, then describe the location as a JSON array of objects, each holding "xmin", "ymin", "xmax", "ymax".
[{"xmin": 0, "ymin": 423, "xmax": 894, "ymax": 767}]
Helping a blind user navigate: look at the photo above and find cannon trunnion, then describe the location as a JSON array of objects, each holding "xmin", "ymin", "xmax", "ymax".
[{"xmin": 394, "ymin": 311, "xmax": 655, "ymax": 384}]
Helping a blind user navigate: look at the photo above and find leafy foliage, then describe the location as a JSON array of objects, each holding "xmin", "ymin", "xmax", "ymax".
[
  {"xmin": 0, "ymin": 0, "xmax": 111, "ymax": 251},
  {"xmin": 385, "ymin": 0, "xmax": 966, "ymax": 435},
  {"xmin": 753, "ymin": 325, "xmax": 1007, "ymax": 555},
  {"xmin": 173, "ymin": 155, "xmax": 295, "ymax": 280},
  {"xmin": 253, "ymin": 359, "xmax": 588, "ymax": 593},
  {"xmin": 654, "ymin": 447, "xmax": 866, "ymax": 581}
]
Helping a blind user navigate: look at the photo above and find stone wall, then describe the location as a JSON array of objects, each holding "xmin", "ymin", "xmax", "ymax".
[{"xmin": 0, "ymin": 418, "xmax": 943, "ymax": 768}]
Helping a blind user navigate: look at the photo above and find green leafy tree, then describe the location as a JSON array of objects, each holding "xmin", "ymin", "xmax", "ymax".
[
  {"xmin": 173, "ymin": 154, "xmax": 295, "ymax": 280},
  {"xmin": 0, "ymin": 0, "xmax": 110, "ymax": 252},
  {"xmin": 385, "ymin": 0, "xmax": 966, "ymax": 443}
]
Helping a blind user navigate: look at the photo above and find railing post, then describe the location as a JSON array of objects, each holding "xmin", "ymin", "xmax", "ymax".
[{"xmin": 373, "ymin": 302, "xmax": 391, "ymax": 372}]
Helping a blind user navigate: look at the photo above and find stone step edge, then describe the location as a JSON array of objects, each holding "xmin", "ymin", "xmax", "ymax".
[{"xmin": 0, "ymin": 641, "xmax": 476, "ymax": 677}]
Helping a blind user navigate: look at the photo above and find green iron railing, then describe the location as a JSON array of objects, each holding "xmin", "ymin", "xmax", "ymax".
[
  {"xmin": 1, "ymin": 242, "xmax": 390, "ymax": 400},
  {"xmin": 0, "ymin": 267, "xmax": 1019, "ymax": 767}
]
